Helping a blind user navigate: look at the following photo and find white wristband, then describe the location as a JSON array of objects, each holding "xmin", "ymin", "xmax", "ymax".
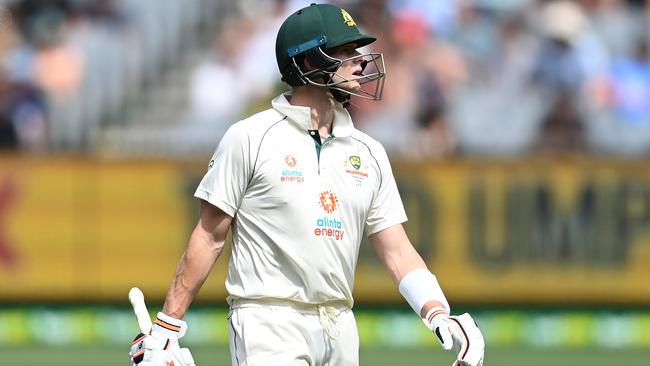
[
  {"xmin": 152, "ymin": 312, "xmax": 188, "ymax": 339},
  {"xmin": 398, "ymin": 269, "xmax": 450, "ymax": 317}
]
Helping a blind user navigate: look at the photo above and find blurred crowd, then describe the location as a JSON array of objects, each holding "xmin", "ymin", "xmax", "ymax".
[
  {"xmin": 0, "ymin": 0, "xmax": 216, "ymax": 152},
  {"xmin": 2, "ymin": 0, "xmax": 650, "ymax": 158},
  {"xmin": 188, "ymin": 0, "xmax": 650, "ymax": 158}
]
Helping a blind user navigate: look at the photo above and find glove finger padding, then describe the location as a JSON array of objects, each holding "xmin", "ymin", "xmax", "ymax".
[
  {"xmin": 130, "ymin": 334, "xmax": 167, "ymax": 366},
  {"xmin": 130, "ymin": 333, "xmax": 147, "ymax": 364},
  {"xmin": 448, "ymin": 313, "xmax": 485, "ymax": 366},
  {"xmin": 129, "ymin": 333, "xmax": 197, "ymax": 366},
  {"xmin": 426, "ymin": 314, "xmax": 454, "ymax": 351}
]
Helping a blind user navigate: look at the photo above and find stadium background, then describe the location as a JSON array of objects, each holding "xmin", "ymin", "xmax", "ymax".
[{"xmin": 1, "ymin": 0, "xmax": 650, "ymax": 364}]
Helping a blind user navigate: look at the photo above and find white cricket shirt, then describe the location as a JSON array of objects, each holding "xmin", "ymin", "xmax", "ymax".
[{"xmin": 195, "ymin": 94, "xmax": 407, "ymax": 307}]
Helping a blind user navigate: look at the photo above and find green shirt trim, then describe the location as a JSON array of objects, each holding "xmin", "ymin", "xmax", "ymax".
[{"xmin": 308, "ymin": 130, "xmax": 335, "ymax": 161}]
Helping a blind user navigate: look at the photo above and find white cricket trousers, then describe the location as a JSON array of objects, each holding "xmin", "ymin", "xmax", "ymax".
[{"xmin": 227, "ymin": 299, "xmax": 359, "ymax": 366}]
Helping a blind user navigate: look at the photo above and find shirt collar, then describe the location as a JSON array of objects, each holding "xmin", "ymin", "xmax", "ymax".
[{"xmin": 271, "ymin": 93, "xmax": 355, "ymax": 137}]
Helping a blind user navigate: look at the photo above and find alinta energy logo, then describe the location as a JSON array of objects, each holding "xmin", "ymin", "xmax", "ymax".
[
  {"xmin": 319, "ymin": 190, "xmax": 338, "ymax": 213},
  {"xmin": 314, "ymin": 190, "xmax": 344, "ymax": 240},
  {"xmin": 285, "ymin": 155, "xmax": 296, "ymax": 167},
  {"xmin": 280, "ymin": 154, "xmax": 304, "ymax": 183}
]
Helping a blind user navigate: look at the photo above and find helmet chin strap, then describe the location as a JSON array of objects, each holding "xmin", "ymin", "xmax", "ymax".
[
  {"xmin": 321, "ymin": 68, "xmax": 352, "ymax": 107},
  {"xmin": 329, "ymin": 88, "xmax": 352, "ymax": 107},
  {"xmin": 300, "ymin": 66, "xmax": 352, "ymax": 106}
]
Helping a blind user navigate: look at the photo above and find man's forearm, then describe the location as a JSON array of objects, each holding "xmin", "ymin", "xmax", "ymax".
[
  {"xmin": 370, "ymin": 225, "xmax": 428, "ymax": 283},
  {"xmin": 371, "ymin": 225, "xmax": 451, "ymax": 318},
  {"xmin": 162, "ymin": 228, "xmax": 225, "ymax": 319},
  {"xmin": 392, "ymin": 252, "xmax": 448, "ymax": 317}
]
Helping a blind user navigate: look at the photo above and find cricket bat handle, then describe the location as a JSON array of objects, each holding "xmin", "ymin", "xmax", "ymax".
[{"xmin": 129, "ymin": 287, "xmax": 153, "ymax": 334}]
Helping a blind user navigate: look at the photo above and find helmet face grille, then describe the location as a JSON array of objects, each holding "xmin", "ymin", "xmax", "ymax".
[
  {"xmin": 294, "ymin": 50, "xmax": 386, "ymax": 102},
  {"xmin": 305, "ymin": 47, "xmax": 342, "ymax": 72}
]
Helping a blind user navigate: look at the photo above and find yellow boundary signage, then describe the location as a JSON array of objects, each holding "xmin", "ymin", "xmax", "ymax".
[{"xmin": 1, "ymin": 157, "xmax": 649, "ymax": 304}]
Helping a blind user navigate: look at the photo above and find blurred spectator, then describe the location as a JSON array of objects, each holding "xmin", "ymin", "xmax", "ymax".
[
  {"xmin": 451, "ymin": 2, "xmax": 500, "ymax": 76},
  {"xmin": 32, "ymin": 14, "xmax": 83, "ymax": 98},
  {"xmin": 236, "ymin": 0, "xmax": 296, "ymax": 105},
  {"xmin": 532, "ymin": 0, "xmax": 609, "ymax": 152},
  {"xmin": 448, "ymin": 7, "xmax": 548, "ymax": 156},
  {"xmin": 0, "ymin": 71, "xmax": 19, "ymax": 150},
  {"xmin": 387, "ymin": 0, "xmax": 459, "ymax": 38},
  {"xmin": 583, "ymin": 0, "xmax": 642, "ymax": 58},
  {"xmin": 608, "ymin": 40, "xmax": 650, "ymax": 123},
  {"xmin": 0, "ymin": 65, "xmax": 48, "ymax": 152},
  {"xmin": 1, "ymin": 17, "xmax": 48, "ymax": 152},
  {"xmin": 185, "ymin": 19, "xmax": 253, "ymax": 140},
  {"xmin": 358, "ymin": 9, "xmax": 465, "ymax": 158},
  {"xmin": 351, "ymin": 0, "xmax": 393, "ymax": 54},
  {"xmin": 0, "ymin": 11, "xmax": 16, "ymax": 150},
  {"xmin": 582, "ymin": 36, "xmax": 650, "ymax": 155},
  {"xmin": 27, "ymin": 5, "xmax": 85, "ymax": 150}
]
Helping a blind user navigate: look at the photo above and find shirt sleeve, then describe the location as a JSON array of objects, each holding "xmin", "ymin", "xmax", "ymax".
[
  {"xmin": 365, "ymin": 144, "xmax": 408, "ymax": 236},
  {"xmin": 194, "ymin": 123, "xmax": 250, "ymax": 217}
]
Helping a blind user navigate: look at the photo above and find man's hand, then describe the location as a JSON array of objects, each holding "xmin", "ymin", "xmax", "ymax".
[
  {"xmin": 128, "ymin": 288, "xmax": 196, "ymax": 366},
  {"xmin": 129, "ymin": 330, "xmax": 196, "ymax": 366},
  {"xmin": 424, "ymin": 307, "xmax": 485, "ymax": 366}
]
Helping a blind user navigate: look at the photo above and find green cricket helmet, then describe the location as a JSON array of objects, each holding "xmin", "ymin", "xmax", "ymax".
[{"xmin": 275, "ymin": 3, "xmax": 386, "ymax": 104}]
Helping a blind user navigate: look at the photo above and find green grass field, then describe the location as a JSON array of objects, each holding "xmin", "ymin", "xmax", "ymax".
[{"xmin": 2, "ymin": 345, "xmax": 649, "ymax": 365}]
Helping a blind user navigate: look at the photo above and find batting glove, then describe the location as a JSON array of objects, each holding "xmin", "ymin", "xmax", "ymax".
[
  {"xmin": 424, "ymin": 307, "xmax": 485, "ymax": 366},
  {"xmin": 129, "ymin": 312, "xmax": 196, "ymax": 366}
]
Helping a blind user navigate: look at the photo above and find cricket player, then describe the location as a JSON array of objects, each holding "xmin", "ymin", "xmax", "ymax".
[{"xmin": 130, "ymin": 3, "xmax": 484, "ymax": 366}]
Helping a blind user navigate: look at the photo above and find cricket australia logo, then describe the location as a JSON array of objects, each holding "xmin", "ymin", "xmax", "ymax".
[
  {"xmin": 349, "ymin": 156, "xmax": 361, "ymax": 170},
  {"xmin": 341, "ymin": 9, "xmax": 356, "ymax": 27},
  {"xmin": 319, "ymin": 190, "xmax": 339, "ymax": 214},
  {"xmin": 343, "ymin": 155, "xmax": 368, "ymax": 186}
]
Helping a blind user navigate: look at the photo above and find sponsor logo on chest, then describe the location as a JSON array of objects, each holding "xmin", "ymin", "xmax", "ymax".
[
  {"xmin": 314, "ymin": 190, "xmax": 345, "ymax": 240},
  {"xmin": 280, "ymin": 154, "xmax": 304, "ymax": 183}
]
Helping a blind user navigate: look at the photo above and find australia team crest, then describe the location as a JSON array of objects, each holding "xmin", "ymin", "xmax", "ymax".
[{"xmin": 343, "ymin": 155, "xmax": 368, "ymax": 186}]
